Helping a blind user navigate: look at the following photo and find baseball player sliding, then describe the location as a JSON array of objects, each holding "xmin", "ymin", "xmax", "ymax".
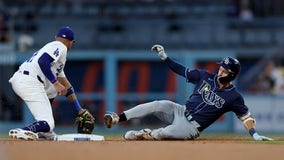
[
  {"xmin": 8, "ymin": 26, "xmax": 94, "ymax": 140},
  {"xmin": 104, "ymin": 44, "xmax": 273, "ymax": 141}
]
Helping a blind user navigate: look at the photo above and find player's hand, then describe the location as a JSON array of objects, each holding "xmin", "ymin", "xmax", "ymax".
[
  {"xmin": 253, "ymin": 133, "xmax": 273, "ymax": 141},
  {"xmin": 53, "ymin": 81, "xmax": 66, "ymax": 96},
  {"xmin": 151, "ymin": 44, "xmax": 168, "ymax": 60}
]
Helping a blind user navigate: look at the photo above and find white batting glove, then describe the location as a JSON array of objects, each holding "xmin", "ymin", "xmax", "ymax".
[
  {"xmin": 151, "ymin": 44, "xmax": 168, "ymax": 60},
  {"xmin": 253, "ymin": 133, "xmax": 273, "ymax": 141}
]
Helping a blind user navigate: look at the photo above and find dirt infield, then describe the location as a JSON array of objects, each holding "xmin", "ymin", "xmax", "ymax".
[{"xmin": 1, "ymin": 136, "xmax": 283, "ymax": 160}]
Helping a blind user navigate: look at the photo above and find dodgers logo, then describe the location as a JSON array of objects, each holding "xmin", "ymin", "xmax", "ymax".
[{"xmin": 198, "ymin": 81, "xmax": 225, "ymax": 108}]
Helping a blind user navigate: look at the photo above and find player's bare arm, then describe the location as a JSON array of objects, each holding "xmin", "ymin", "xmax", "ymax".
[
  {"xmin": 57, "ymin": 76, "xmax": 78, "ymax": 103},
  {"xmin": 56, "ymin": 76, "xmax": 95, "ymax": 134},
  {"xmin": 241, "ymin": 114, "xmax": 273, "ymax": 141},
  {"xmin": 53, "ymin": 81, "xmax": 66, "ymax": 96},
  {"xmin": 57, "ymin": 76, "xmax": 71, "ymax": 96},
  {"xmin": 57, "ymin": 76, "xmax": 94, "ymax": 119}
]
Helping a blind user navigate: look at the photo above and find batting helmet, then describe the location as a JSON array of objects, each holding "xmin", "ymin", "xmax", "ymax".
[{"xmin": 218, "ymin": 57, "xmax": 241, "ymax": 83}]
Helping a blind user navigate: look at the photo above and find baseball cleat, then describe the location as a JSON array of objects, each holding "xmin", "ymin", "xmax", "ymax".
[
  {"xmin": 9, "ymin": 128, "xmax": 38, "ymax": 140},
  {"xmin": 104, "ymin": 112, "xmax": 119, "ymax": 128},
  {"xmin": 124, "ymin": 128, "xmax": 153, "ymax": 140}
]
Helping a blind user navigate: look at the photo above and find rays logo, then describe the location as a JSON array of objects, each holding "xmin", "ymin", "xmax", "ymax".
[
  {"xmin": 198, "ymin": 81, "xmax": 225, "ymax": 108},
  {"xmin": 223, "ymin": 57, "xmax": 230, "ymax": 64}
]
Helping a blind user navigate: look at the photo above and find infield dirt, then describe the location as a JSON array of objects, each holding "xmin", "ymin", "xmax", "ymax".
[{"xmin": 1, "ymin": 136, "xmax": 283, "ymax": 160}]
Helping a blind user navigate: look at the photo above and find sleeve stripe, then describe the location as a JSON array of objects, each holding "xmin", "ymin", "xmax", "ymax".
[{"xmin": 239, "ymin": 112, "xmax": 251, "ymax": 121}]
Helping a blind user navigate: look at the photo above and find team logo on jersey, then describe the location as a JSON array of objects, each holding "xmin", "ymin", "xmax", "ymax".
[{"xmin": 198, "ymin": 81, "xmax": 225, "ymax": 108}]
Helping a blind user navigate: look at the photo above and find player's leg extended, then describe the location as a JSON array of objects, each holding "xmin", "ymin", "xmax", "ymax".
[
  {"xmin": 124, "ymin": 100, "xmax": 177, "ymax": 121},
  {"xmin": 151, "ymin": 105, "xmax": 200, "ymax": 140},
  {"xmin": 104, "ymin": 100, "xmax": 177, "ymax": 128},
  {"xmin": 124, "ymin": 105, "xmax": 200, "ymax": 140}
]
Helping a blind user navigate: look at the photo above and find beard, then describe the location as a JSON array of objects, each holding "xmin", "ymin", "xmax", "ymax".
[{"xmin": 218, "ymin": 76, "xmax": 231, "ymax": 84}]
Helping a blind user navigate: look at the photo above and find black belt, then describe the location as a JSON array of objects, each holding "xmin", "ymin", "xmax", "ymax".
[
  {"xmin": 184, "ymin": 109, "xmax": 194, "ymax": 120},
  {"xmin": 184, "ymin": 109, "xmax": 202, "ymax": 132},
  {"xmin": 22, "ymin": 70, "xmax": 44, "ymax": 84}
]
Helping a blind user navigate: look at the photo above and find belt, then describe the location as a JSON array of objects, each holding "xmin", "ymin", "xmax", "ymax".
[
  {"xmin": 184, "ymin": 109, "xmax": 202, "ymax": 132},
  {"xmin": 21, "ymin": 70, "xmax": 44, "ymax": 84}
]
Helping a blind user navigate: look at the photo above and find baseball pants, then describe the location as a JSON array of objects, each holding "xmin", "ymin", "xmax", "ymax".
[{"xmin": 124, "ymin": 100, "xmax": 200, "ymax": 140}]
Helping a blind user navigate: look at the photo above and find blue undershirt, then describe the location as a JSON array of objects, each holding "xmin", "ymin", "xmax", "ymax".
[{"xmin": 38, "ymin": 53, "xmax": 57, "ymax": 83}]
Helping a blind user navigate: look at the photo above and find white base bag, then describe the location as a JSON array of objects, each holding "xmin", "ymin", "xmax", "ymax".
[{"xmin": 55, "ymin": 133, "xmax": 104, "ymax": 141}]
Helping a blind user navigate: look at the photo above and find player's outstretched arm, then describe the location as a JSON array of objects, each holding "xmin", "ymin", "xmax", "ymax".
[
  {"xmin": 242, "ymin": 117, "xmax": 273, "ymax": 141},
  {"xmin": 53, "ymin": 81, "xmax": 66, "ymax": 96},
  {"xmin": 57, "ymin": 77, "xmax": 95, "ymax": 134},
  {"xmin": 151, "ymin": 44, "xmax": 189, "ymax": 78},
  {"xmin": 57, "ymin": 77, "xmax": 93, "ymax": 117}
]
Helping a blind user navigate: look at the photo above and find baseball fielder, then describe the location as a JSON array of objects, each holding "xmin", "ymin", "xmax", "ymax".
[
  {"xmin": 104, "ymin": 44, "xmax": 273, "ymax": 141},
  {"xmin": 8, "ymin": 26, "xmax": 94, "ymax": 140}
]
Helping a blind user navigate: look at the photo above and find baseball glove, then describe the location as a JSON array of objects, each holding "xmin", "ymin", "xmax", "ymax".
[{"xmin": 75, "ymin": 109, "xmax": 95, "ymax": 134}]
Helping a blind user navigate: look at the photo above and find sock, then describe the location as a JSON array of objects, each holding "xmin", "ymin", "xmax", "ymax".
[
  {"xmin": 22, "ymin": 121, "xmax": 50, "ymax": 133},
  {"xmin": 119, "ymin": 113, "xmax": 127, "ymax": 122}
]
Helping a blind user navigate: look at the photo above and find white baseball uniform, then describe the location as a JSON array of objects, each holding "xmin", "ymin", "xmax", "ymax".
[{"xmin": 9, "ymin": 41, "xmax": 67, "ymax": 131}]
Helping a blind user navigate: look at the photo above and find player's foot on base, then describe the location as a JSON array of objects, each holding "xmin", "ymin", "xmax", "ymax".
[
  {"xmin": 104, "ymin": 112, "xmax": 119, "ymax": 128},
  {"xmin": 124, "ymin": 129, "xmax": 153, "ymax": 140},
  {"xmin": 9, "ymin": 128, "xmax": 38, "ymax": 140}
]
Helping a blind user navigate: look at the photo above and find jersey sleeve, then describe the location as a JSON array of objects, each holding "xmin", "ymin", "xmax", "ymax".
[
  {"xmin": 164, "ymin": 57, "xmax": 187, "ymax": 77},
  {"xmin": 186, "ymin": 69, "xmax": 207, "ymax": 84},
  {"xmin": 231, "ymin": 95, "xmax": 250, "ymax": 119}
]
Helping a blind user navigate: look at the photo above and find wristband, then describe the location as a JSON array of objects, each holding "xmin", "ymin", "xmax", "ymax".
[
  {"xmin": 65, "ymin": 87, "xmax": 74, "ymax": 97},
  {"xmin": 249, "ymin": 128, "xmax": 256, "ymax": 136}
]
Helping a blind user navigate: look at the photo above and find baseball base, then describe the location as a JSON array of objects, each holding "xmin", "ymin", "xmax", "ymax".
[{"xmin": 55, "ymin": 133, "xmax": 104, "ymax": 141}]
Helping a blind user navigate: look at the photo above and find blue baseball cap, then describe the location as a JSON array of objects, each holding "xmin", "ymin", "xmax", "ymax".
[{"xmin": 56, "ymin": 26, "xmax": 74, "ymax": 41}]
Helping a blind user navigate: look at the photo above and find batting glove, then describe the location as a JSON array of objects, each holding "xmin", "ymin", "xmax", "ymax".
[
  {"xmin": 253, "ymin": 133, "xmax": 273, "ymax": 141},
  {"xmin": 151, "ymin": 44, "xmax": 168, "ymax": 60}
]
